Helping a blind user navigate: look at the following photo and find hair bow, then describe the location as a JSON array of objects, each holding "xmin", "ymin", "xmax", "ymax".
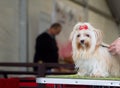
[{"xmin": 79, "ymin": 25, "xmax": 88, "ymax": 30}]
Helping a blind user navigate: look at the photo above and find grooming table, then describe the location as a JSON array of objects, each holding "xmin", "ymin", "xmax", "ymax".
[{"xmin": 36, "ymin": 75, "xmax": 120, "ymax": 88}]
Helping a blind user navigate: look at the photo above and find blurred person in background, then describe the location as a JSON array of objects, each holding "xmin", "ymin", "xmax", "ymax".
[{"xmin": 33, "ymin": 23, "xmax": 62, "ymax": 71}]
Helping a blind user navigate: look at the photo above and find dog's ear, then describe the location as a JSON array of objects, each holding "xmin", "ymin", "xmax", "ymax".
[{"xmin": 94, "ymin": 29, "xmax": 103, "ymax": 45}]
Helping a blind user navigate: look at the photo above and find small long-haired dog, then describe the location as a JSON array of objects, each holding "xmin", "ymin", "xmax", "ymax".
[{"xmin": 70, "ymin": 22, "xmax": 120, "ymax": 77}]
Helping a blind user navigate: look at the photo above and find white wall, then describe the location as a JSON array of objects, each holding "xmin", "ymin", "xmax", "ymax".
[
  {"xmin": 0, "ymin": 0, "xmax": 19, "ymax": 62},
  {"xmin": 88, "ymin": 0, "xmax": 119, "ymax": 43},
  {"xmin": 89, "ymin": 0, "xmax": 111, "ymax": 16}
]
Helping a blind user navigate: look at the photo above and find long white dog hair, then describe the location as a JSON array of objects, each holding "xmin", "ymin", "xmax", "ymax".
[{"xmin": 70, "ymin": 22, "xmax": 120, "ymax": 77}]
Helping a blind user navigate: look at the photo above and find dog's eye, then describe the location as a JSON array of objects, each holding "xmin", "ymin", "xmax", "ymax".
[
  {"xmin": 86, "ymin": 34, "xmax": 90, "ymax": 37},
  {"xmin": 77, "ymin": 34, "xmax": 80, "ymax": 37}
]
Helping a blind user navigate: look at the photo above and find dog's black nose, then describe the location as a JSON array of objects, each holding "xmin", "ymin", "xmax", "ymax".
[{"xmin": 81, "ymin": 40, "xmax": 84, "ymax": 43}]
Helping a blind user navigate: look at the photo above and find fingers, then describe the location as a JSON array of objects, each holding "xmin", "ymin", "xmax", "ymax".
[
  {"xmin": 108, "ymin": 38, "xmax": 120, "ymax": 55},
  {"xmin": 109, "ymin": 44, "xmax": 120, "ymax": 55},
  {"xmin": 108, "ymin": 44, "xmax": 117, "ymax": 55},
  {"xmin": 108, "ymin": 43, "xmax": 115, "ymax": 51},
  {"xmin": 108, "ymin": 47, "xmax": 116, "ymax": 55}
]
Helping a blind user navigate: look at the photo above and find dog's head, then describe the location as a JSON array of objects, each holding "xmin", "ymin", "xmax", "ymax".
[{"xmin": 70, "ymin": 22, "xmax": 103, "ymax": 52}]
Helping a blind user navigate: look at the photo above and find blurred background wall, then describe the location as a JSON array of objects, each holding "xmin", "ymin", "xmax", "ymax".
[
  {"xmin": 0, "ymin": 0, "xmax": 119, "ymax": 66},
  {"xmin": 0, "ymin": 0, "xmax": 19, "ymax": 62}
]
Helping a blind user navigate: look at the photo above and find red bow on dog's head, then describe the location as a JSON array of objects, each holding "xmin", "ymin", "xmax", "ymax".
[{"xmin": 79, "ymin": 25, "xmax": 88, "ymax": 30}]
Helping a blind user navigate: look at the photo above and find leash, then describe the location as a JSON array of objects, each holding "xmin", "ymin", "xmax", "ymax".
[{"xmin": 100, "ymin": 43, "xmax": 109, "ymax": 48}]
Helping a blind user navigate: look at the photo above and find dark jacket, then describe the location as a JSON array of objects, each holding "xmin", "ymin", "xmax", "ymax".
[{"xmin": 34, "ymin": 32, "xmax": 59, "ymax": 64}]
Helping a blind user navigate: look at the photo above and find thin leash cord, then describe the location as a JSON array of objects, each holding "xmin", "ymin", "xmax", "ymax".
[{"xmin": 100, "ymin": 43, "xmax": 109, "ymax": 48}]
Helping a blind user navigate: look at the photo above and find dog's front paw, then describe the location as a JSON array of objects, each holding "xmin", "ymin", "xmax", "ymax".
[
  {"xmin": 77, "ymin": 72, "xmax": 86, "ymax": 76},
  {"xmin": 90, "ymin": 73, "xmax": 103, "ymax": 77},
  {"xmin": 90, "ymin": 72, "xmax": 109, "ymax": 77}
]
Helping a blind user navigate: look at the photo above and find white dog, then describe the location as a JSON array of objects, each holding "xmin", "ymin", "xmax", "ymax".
[{"xmin": 70, "ymin": 22, "xmax": 120, "ymax": 77}]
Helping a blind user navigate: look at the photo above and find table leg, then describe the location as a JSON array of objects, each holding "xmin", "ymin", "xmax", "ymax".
[
  {"xmin": 53, "ymin": 84, "xmax": 63, "ymax": 88},
  {"xmin": 54, "ymin": 84, "xmax": 57, "ymax": 88},
  {"xmin": 60, "ymin": 84, "xmax": 63, "ymax": 88},
  {"xmin": 38, "ymin": 84, "xmax": 45, "ymax": 88}
]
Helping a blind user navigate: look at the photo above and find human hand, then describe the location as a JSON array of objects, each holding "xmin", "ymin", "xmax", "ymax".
[{"xmin": 108, "ymin": 38, "xmax": 120, "ymax": 55}]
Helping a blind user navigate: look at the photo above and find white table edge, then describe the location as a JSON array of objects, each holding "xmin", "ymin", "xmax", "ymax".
[{"xmin": 36, "ymin": 77, "xmax": 120, "ymax": 87}]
